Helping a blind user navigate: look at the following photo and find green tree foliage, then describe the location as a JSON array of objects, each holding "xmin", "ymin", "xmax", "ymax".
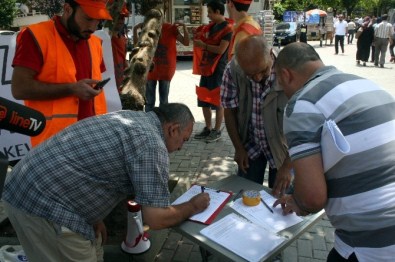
[
  {"xmin": 359, "ymin": 0, "xmax": 395, "ymax": 16},
  {"xmin": 273, "ymin": 2, "xmax": 286, "ymax": 19},
  {"xmin": 18, "ymin": 0, "xmax": 64, "ymax": 17},
  {"xmin": 0, "ymin": 0, "xmax": 17, "ymax": 29},
  {"xmin": 340, "ymin": 0, "xmax": 359, "ymax": 16}
]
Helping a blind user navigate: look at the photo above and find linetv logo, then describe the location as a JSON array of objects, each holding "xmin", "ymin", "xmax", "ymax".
[
  {"xmin": 0, "ymin": 105, "xmax": 6, "ymax": 121},
  {"xmin": 9, "ymin": 110, "xmax": 43, "ymax": 132}
]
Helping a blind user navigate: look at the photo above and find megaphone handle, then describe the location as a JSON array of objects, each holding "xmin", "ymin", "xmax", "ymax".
[{"xmin": 133, "ymin": 215, "xmax": 144, "ymax": 235}]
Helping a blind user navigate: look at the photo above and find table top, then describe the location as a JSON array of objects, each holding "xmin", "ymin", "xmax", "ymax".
[{"xmin": 173, "ymin": 175, "xmax": 325, "ymax": 262}]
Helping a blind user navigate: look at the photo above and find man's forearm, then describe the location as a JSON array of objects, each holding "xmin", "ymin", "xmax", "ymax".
[
  {"xmin": 142, "ymin": 202, "xmax": 199, "ymax": 229},
  {"xmin": 11, "ymin": 66, "xmax": 75, "ymax": 100},
  {"xmin": 224, "ymin": 108, "xmax": 244, "ymax": 151}
]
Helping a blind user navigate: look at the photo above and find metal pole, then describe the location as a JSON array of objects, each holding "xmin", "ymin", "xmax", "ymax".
[{"xmin": 131, "ymin": 1, "xmax": 136, "ymax": 27}]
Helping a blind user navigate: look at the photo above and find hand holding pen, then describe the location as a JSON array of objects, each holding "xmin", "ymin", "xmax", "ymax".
[{"xmin": 189, "ymin": 188, "xmax": 210, "ymax": 213}]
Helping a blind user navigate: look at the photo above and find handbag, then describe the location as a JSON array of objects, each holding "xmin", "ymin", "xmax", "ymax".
[{"xmin": 355, "ymin": 27, "xmax": 363, "ymax": 39}]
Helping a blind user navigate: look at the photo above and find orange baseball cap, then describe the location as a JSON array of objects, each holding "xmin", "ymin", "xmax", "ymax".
[
  {"xmin": 231, "ymin": 0, "xmax": 252, "ymax": 4},
  {"xmin": 75, "ymin": 0, "xmax": 112, "ymax": 20}
]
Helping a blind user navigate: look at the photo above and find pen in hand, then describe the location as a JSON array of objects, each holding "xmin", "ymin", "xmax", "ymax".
[{"xmin": 260, "ymin": 197, "xmax": 274, "ymax": 213}]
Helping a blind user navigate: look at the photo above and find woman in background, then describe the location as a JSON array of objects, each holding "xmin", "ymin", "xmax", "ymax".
[{"xmin": 356, "ymin": 17, "xmax": 374, "ymax": 66}]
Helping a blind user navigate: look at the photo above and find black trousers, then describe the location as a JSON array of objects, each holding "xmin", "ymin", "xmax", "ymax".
[
  {"xmin": 335, "ymin": 35, "xmax": 345, "ymax": 54},
  {"xmin": 327, "ymin": 248, "xmax": 359, "ymax": 262}
]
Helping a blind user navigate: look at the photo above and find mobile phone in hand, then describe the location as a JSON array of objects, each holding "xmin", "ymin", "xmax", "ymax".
[{"xmin": 94, "ymin": 78, "xmax": 110, "ymax": 90}]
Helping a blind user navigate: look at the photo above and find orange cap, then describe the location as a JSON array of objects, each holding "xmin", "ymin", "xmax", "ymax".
[
  {"xmin": 75, "ymin": 0, "xmax": 112, "ymax": 20},
  {"xmin": 231, "ymin": 0, "xmax": 252, "ymax": 4}
]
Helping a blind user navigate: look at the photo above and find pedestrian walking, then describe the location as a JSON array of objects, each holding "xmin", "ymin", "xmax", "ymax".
[
  {"xmin": 334, "ymin": 15, "xmax": 348, "ymax": 54},
  {"xmin": 373, "ymin": 14, "xmax": 394, "ymax": 68}
]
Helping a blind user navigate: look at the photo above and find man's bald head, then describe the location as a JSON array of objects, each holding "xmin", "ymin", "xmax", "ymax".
[
  {"xmin": 275, "ymin": 42, "xmax": 322, "ymax": 73},
  {"xmin": 235, "ymin": 35, "xmax": 272, "ymax": 83},
  {"xmin": 235, "ymin": 35, "xmax": 271, "ymax": 64},
  {"xmin": 275, "ymin": 42, "xmax": 324, "ymax": 98}
]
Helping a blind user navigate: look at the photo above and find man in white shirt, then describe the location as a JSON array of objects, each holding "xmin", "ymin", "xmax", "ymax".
[
  {"xmin": 333, "ymin": 14, "xmax": 348, "ymax": 54},
  {"xmin": 373, "ymin": 14, "xmax": 394, "ymax": 68}
]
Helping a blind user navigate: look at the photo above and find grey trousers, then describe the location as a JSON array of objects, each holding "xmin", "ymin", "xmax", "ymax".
[
  {"xmin": 374, "ymin": 37, "xmax": 389, "ymax": 66},
  {"xmin": 4, "ymin": 202, "xmax": 103, "ymax": 262}
]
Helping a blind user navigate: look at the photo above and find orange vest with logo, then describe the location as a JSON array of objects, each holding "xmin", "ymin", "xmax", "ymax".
[
  {"xmin": 25, "ymin": 21, "xmax": 107, "ymax": 147},
  {"xmin": 193, "ymin": 20, "xmax": 233, "ymax": 76}
]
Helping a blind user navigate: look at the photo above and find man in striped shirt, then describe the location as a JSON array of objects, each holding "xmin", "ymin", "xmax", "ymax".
[
  {"xmin": 274, "ymin": 42, "xmax": 395, "ymax": 261},
  {"xmin": 374, "ymin": 14, "xmax": 394, "ymax": 68}
]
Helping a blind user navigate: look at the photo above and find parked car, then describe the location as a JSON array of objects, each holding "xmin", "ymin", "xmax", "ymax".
[
  {"xmin": 0, "ymin": 30, "xmax": 16, "ymax": 36},
  {"xmin": 273, "ymin": 22, "xmax": 299, "ymax": 46}
]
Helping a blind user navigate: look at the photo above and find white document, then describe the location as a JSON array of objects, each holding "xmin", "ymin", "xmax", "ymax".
[
  {"xmin": 231, "ymin": 190, "xmax": 303, "ymax": 233},
  {"xmin": 200, "ymin": 213, "xmax": 285, "ymax": 262},
  {"xmin": 321, "ymin": 119, "xmax": 350, "ymax": 170},
  {"xmin": 172, "ymin": 185, "xmax": 231, "ymax": 224}
]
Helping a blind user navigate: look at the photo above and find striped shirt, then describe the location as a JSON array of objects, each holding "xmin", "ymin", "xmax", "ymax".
[
  {"xmin": 2, "ymin": 111, "xmax": 171, "ymax": 241},
  {"xmin": 284, "ymin": 66, "xmax": 395, "ymax": 260},
  {"xmin": 221, "ymin": 62, "xmax": 276, "ymax": 166},
  {"xmin": 374, "ymin": 20, "xmax": 394, "ymax": 38}
]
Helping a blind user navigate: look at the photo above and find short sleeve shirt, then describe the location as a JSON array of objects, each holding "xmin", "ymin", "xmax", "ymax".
[{"xmin": 3, "ymin": 111, "xmax": 170, "ymax": 241}]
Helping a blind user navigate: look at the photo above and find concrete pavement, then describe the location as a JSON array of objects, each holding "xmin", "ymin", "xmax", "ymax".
[{"xmin": 1, "ymin": 41, "xmax": 393, "ymax": 261}]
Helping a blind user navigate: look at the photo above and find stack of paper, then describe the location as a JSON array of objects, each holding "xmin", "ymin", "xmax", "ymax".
[
  {"xmin": 200, "ymin": 213, "xmax": 285, "ymax": 262},
  {"xmin": 172, "ymin": 185, "xmax": 232, "ymax": 224}
]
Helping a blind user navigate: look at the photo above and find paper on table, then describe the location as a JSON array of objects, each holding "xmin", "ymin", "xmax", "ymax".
[
  {"xmin": 172, "ymin": 184, "xmax": 232, "ymax": 224},
  {"xmin": 321, "ymin": 119, "xmax": 350, "ymax": 170},
  {"xmin": 200, "ymin": 213, "xmax": 285, "ymax": 262},
  {"xmin": 230, "ymin": 190, "xmax": 303, "ymax": 233}
]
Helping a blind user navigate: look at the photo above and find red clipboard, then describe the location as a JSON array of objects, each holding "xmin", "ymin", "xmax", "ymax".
[{"xmin": 172, "ymin": 184, "xmax": 233, "ymax": 225}]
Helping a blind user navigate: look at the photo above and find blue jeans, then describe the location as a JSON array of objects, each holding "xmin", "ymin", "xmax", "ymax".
[
  {"xmin": 145, "ymin": 80, "xmax": 170, "ymax": 112},
  {"xmin": 237, "ymin": 154, "xmax": 277, "ymax": 187}
]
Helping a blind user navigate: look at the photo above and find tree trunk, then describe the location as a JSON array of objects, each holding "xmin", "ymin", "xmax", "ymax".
[{"xmin": 120, "ymin": 9, "xmax": 163, "ymax": 111}]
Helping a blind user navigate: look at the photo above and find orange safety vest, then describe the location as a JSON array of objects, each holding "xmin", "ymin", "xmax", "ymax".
[
  {"xmin": 25, "ymin": 20, "xmax": 107, "ymax": 147},
  {"xmin": 194, "ymin": 20, "xmax": 233, "ymax": 106},
  {"xmin": 193, "ymin": 19, "xmax": 233, "ymax": 76}
]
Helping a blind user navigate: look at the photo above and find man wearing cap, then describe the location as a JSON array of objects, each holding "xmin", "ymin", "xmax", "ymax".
[
  {"xmin": 225, "ymin": 0, "xmax": 262, "ymax": 60},
  {"xmin": 11, "ymin": 0, "xmax": 112, "ymax": 147}
]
